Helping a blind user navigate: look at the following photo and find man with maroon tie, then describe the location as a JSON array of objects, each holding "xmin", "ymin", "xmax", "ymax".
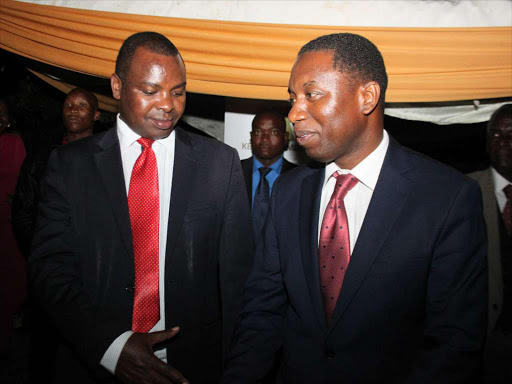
[
  {"xmin": 30, "ymin": 32, "xmax": 253, "ymax": 384},
  {"xmin": 223, "ymin": 33, "xmax": 488, "ymax": 383}
]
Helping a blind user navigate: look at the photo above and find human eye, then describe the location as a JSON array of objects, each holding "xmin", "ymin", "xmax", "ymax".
[
  {"xmin": 306, "ymin": 90, "xmax": 322, "ymax": 100},
  {"xmin": 172, "ymin": 89, "xmax": 185, "ymax": 97},
  {"xmin": 270, "ymin": 130, "xmax": 280, "ymax": 136},
  {"xmin": 252, "ymin": 130, "xmax": 262, "ymax": 136}
]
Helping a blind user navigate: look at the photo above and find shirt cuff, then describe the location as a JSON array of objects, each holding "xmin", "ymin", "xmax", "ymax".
[{"xmin": 100, "ymin": 331, "xmax": 133, "ymax": 375}]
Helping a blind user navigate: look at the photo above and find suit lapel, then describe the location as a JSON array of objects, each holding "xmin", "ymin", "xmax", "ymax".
[
  {"xmin": 241, "ymin": 157, "xmax": 253, "ymax": 206},
  {"xmin": 299, "ymin": 168, "xmax": 327, "ymax": 332},
  {"xmin": 329, "ymin": 140, "xmax": 414, "ymax": 331},
  {"xmin": 93, "ymin": 128, "xmax": 134, "ymax": 259},
  {"xmin": 165, "ymin": 128, "xmax": 198, "ymax": 266}
]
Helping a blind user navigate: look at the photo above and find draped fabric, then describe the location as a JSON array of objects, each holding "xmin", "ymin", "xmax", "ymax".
[{"xmin": 1, "ymin": 0, "xmax": 511, "ymax": 102}]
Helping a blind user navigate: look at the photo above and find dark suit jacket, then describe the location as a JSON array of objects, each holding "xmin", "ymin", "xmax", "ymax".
[
  {"xmin": 468, "ymin": 168, "xmax": 503, "ymax": 334},
  {"xmin": 241, "ymin": 156, "xmax": 296, "ymax": 205},
  {"xmin": 29, "ymin": 127, "xmax": 254, "ymax": 383},
  {"xmin": 224, "ymin": 139, "xmax": 488, "ymax": 383}
]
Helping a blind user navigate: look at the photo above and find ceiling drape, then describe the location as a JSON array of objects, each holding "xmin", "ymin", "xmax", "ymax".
[{"xmin": 1, "ymin": 0, "xmax": 511, "ymax": 103}]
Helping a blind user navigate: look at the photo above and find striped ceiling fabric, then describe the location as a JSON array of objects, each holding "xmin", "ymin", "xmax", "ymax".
[{"xmin": 1, "ymin": 0, "xmax": 511, "ymax": 103}]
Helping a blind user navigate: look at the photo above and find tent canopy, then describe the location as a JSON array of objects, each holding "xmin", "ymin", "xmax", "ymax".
[{"xmin": 1, "ymin": 0, "xmax": 511, "ymax": 123}]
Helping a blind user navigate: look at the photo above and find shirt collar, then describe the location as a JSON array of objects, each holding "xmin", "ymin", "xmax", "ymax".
[
  {"xmin": 323, "ymin": 130, "xmax": 390, "ymax": 190},
  {"xmin": 116, "ymin": 114, "xmax": 175, "ymax": 152},
  {"xmin": 253, "ymin": 155, "xmax": 284, "ymax": 174},
  {"xmin": 491, "ymin": 167, "xmax": 512, "ymax": 197}
]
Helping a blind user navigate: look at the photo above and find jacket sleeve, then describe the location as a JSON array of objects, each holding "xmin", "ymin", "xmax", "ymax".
[
  {"xmin": 406, "ymin": 178, "xmax": 488, "ymax": 383},
  {"xmin": 28, "ymin": 148, "xmax": 121, "ymax": 380},
  {"xmin": 219, "ymin": 147, "xmax": 255, "ymax": 361},
  {"xmin": 223, "ymin": 177, "xmax": 287, "ymax": 383}
]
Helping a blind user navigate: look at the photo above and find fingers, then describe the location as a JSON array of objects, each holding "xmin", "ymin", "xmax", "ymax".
[
  {"xmin": 147, "ymin": 326, "xmax": 180, "ymax": 347},
  {"xmin": 116, "ymin": 327, "xmax": 188, "ymax": 384}
]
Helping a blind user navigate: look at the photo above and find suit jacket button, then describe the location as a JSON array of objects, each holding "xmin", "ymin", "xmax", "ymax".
[
  {"xmin": 326, "ymin": 349, "xmax": 335, "ymax": 359},
  {"xmin": 125, "ymin": 285, "xmax": 134, "ymax": 293}
]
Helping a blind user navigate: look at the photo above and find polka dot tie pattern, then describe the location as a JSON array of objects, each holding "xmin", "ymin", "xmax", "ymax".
[
  {"xmin": 319, "ymin": 172, "xmax": 358, "ymax": 324},
  {"xmin": 503, "ymin": 184, "xmax": 512, "ymax": 235},
  {"xmin": 128, "ymin": 138, "xmax": 160, "ymax": 333}
]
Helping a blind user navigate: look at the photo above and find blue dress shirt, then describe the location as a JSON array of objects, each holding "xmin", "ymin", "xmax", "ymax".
[{"xmin": 251, "ymin": 156, "xmax": 283, "ymax": 208}]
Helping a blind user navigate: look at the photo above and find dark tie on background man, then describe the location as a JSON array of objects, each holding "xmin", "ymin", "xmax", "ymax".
[
  {"xmin": 504, "ymin": 184, "xmax": 512, "ymax": 235},
  {"xmin": 128, "ymin": 138, "xmax": 160, "ymax": 333},
  {"xmin": 319, "ymin": 172, "xmax": 358, "ymax": 324},
  {"xmin": 252, "ymin": 167, "xmax": 271, "ymax": 240}
]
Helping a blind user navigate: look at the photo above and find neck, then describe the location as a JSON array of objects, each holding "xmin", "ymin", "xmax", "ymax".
[
  {"xmin": 256, "ymin": 155, "xmax": 281, "ymax": 168},
  {"xmin": 66, "ymin": 130, "xmax": 92, "ymax": 143}
]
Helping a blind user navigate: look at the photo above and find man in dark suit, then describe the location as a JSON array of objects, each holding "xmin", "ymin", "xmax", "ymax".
[
  {"xmin": 29, "ymin": 32, "xmax": 253, "ymax": 384},
  {"xmin": 223, "ymin": 33, "xmax": 488, "ymax": 383},
  {"xmin": 241, "ymin": 111, "xmax": 295, "ymax": 239},
  {"xmin": 468, "ymin": 104, "xmax": 512, "ymax": 382}
]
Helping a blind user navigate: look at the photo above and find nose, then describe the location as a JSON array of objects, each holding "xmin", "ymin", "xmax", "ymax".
[
  {"xmin": 288, "ymin": 101, "xmax": 307, "ymax": 124},
  {"xmin": 157, "ymin": 91, "xmax": 174, "ymax": 113}
]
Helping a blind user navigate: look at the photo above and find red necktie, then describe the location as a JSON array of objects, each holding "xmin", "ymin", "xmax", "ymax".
[
  {"xmin": 504, "ymin": 184, "xmax": 512, "ymax": 235},
  {"xmin": 128, "ymin": 138, "xmax": 160, "ymax": 333},
  {"xmin": 319, "ymin": 172, "xmax": 358, "ymax": 323}
]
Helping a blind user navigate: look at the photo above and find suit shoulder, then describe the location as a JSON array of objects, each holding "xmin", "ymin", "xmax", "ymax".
[
  {"xmin": 275, "ymin": 164, "xmax": 319, "ymax": 188},
  {"xmin": 51, "ymin": 131, "xmax": 107, "ymax": 159},
  {"xmin": 182, "ymin": 128, "xmax": 235, "ymax": 154}
]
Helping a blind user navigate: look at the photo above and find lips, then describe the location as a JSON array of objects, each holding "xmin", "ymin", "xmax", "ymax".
[
  {"xmin": 294, "ymin": 129, "xmax": 316, "ymax": 145},
  {"xmin": 150, "ymin": 118, "xmax": 174, "ymax": 130}
]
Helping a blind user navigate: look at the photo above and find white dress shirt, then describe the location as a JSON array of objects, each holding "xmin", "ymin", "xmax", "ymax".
[
  {"xmin": 100, "ymin": 115, "xmax": 175, "ymax": 373},
  {"xmin": 318, "ymin": 130, "xmax": 390, "ymax": 253},
  {"xmin": 491, "ymin": 167, "xmax": 511, "ymax": 213}
]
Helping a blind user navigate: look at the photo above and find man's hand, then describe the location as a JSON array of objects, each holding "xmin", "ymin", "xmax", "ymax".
[{"xmin": 115, "ymin": 327, "xmax": 189, "ymax": 384}]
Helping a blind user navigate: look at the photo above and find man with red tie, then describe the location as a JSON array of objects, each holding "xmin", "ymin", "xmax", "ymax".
[
  {"xmin": 223, "ymin": 33, "xmax": 488, "ymax": 383},
  {"xmin": 30, "ymin": 32, "xmax": 253, "ymax": 384}
]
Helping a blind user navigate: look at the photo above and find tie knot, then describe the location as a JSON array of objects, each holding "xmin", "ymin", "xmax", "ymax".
[
  {"xmin": 137, "ymin": 137, "xmax": 154, "ymax": 149},
  {"xmin": 504, "ymin": 184, "xmax": 512, "ymax": 199},
  {"xmin": 332, "ymin": 172, "xmax": 358, "ymax": 200},
  {"xmin": 258, "ymin": 167, "xmax": 272, "ymax": 177}
]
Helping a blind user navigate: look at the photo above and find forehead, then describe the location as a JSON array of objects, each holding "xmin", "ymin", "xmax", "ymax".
[
  {"xmin": 289, "ymin": 51, "xmax": 339, "ymax": 86},
  {"xmin": 253, "ymin": 115, "xmax": 283, "ymax": 129},
  {"xmin": 65, "ymin": 91, "xmax": 91, "ymax": 103},
  {"xmin": 127, "ymin": 47, "xmax": 185, "ymax": 82},
  {"xmin": 491, "ymin": 116, "xmax": 512, "ymax": 130}
]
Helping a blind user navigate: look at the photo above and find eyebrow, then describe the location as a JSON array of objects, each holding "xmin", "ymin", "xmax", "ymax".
[
  {"xmin": 303, "ymin": 80, "xmax": 316, "ymax": 87},
  {"xmin": 172, "ymin": 82, "xmax": 187, "ymax": 90},
  {"xmin": 140, "ymin": 81, "xmax": 187, "ymax": 90}
]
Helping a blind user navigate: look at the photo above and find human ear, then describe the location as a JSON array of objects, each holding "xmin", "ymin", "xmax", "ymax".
[
  {"xmin": 360, "ymin": 82, "xmax": 380, "ymax": 115},
  {"xmin": 110, "ymin": 73, "xmax": 122, "ymax": 100}
]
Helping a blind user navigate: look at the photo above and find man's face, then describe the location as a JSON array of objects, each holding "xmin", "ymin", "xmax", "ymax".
[
  {"xmin": 111, "ymin": 47, "xmax": 186, "ymax": 140},
  {"xmin": 62, "ymin": 91, "xmax": 99, "ymax": 134},
  {"xmin": 250, "ymin": 115, "xmax": 289, "ymax": 166},
  {"xmin": 489, "ymin": 113, "xmax": 512, "ymax": 181},
  {"xmin": 288, "ymin": 51, "xmax": 368, "ymax": 169}
]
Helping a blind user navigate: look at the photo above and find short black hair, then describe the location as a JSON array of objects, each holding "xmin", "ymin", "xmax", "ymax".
[
  {"xmin": 298, "ymin": 33, "xmax": 388, "ymax": 103},
  {"xmin": 115, "ymin": 32, "xmax": 181, "ymax": 83},
  {"xmin": 66, "ymin": 88, "xmax": 98, "ymax": 111},
  {"xmin": 488, "ymin": 104, "xmax": 512, "ymax": 130},
  {"xmin": 252, "ymin": 110, "xmax": 286, "ymax": 132}
]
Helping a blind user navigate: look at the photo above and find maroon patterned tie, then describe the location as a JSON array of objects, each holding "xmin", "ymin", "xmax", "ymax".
[
  {"xmin": 504, "ymin": 184, "xmax": 512, "ymax": 235},
  {"xmin": 128, "ymin": 138, "xmax": 160, "ymax": 332},
  {"xmin": 319, "ymin": 172, "xmax": 358, "ymax": 323}
]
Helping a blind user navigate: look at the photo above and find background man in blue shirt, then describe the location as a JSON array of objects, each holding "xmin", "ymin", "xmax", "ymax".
[{"xmin": 241, "ymin": 110, "xmax": 296, "ymax": 239}]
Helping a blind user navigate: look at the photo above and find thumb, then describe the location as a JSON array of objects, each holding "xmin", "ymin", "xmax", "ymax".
[{"xmin": 148, "ymin": 326, "xmax": 180, "ymax": 346}]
